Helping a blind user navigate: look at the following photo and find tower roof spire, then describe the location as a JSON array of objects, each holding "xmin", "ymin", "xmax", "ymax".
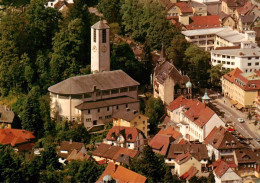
[{"xmin": 158, "ymin": 43, "xmax": 166, "ymax": 63}]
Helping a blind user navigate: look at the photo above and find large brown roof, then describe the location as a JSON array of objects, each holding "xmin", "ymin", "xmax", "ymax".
[
  {"xmin": 234, "ymin": 149, "xmax": 258, "ymax": 164},
  {"xmin": 96, "ymin": 162, "xmax": 147, "ymax": 183},
  {"xmin": 112, "ymin": 108, "xmax": 141, "ymax": 121},
  {"xmin": 204, "ymin": 126, "xmax": 244, "ymax": 150},
  {"xmin": 223, "ymin": 0, "xmax": 248, "ymax": 7},
  {"xmin": 149, "ymin": 134, "xmax": 175, "ymax": 156},
  {"xmin": 175, "ymin": 152, "xmax": 193, "ymax": 165},
  {"xmin": 48, "ymin": 70, "xmax": 139, "ymax": 95},
  {"xmin": 92, "ymin": 143, "xmax": 121, "ymax": 159},
  {"xmin": 214, "ymin": 160, "xmax": 230, "ymax": 178},
  {"xmin": 58, "ymin": 141, "xmax": 85, "ymax": 159},
  {"xmin": 167, "ymin": 143, "xmax": 209, "ymax": 161},
  {"xmin": 75, "ymin": 96, "xmax": 139, "ymax": 110}
]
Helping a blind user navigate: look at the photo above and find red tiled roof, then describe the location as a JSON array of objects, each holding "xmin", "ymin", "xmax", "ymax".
[
  {"xmin": 214, "ymin": 160, "xmax": 230, "ymax": 178},
  {"xmin": 223, "ymin": 68, "xmax": 260, "ymax": 91},
  {"xmin": 93, "ymin": 143, "xmax": 121, "ymax": 160},
  {"xmin": 17, "ymin": 143, "xmax": 35, "ymax": 151},
  {"xmin": 112, "ymin": 147, "xmax": 138, "ymax": 160},
  {"xmin": 106, "ymin": 126, "xmax": 144, "ymax": 143},
  {"xmin": 204, "ymin": 126, "xmax": 244, "ymax": 150},
  {"xmin": 180, "ymin": 166, "xmax": 199, "ymax": 180},
  {"xmin": 236, "ymin": 1, "xmax": 255, "ymax": 15},
  {"xmin": 96, "ymin": 162, "xmax": 147, "ymax": 183},
  {"xmin": 167, "ymin": 95, "xmax": 189, "ymax": 111},
  {"xmin": 158, "ymin": 126, "xmax": 181, "ymax": 140},
  {"xmin": 175, "ymin": 2, "xmax": 193, "ymax": 13},
  {"xmin": 0, "ymin": 129, "xmax": 35, "ymax": 147},
  {"xmin": 185, "ymin": 15, "xmax": 221, "ymax": 30},
  {"xmin": 149, "ymin": 134, "xmax": 174, "ymax": 156},
  {"xmin": 67, "ymin": 149, "xmax": 90, "ymax": 161},
  {"xmin": 168, "ymin": 96, "xmax": 216, "ymax": 127},
  {"xmin": 175, "ymin": 152, "xmax": 193, "ymax": 165}
]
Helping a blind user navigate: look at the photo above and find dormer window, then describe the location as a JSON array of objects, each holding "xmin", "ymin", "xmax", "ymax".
[{"xmin": 128, "ymin": 134, "xmax": 132, "ymax": 140}]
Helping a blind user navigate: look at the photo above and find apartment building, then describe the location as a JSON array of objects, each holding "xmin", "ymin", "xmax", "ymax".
[
  {"xmin": 222, "ymin": 68, "xmax": 260, "ymax": 109},
  {"xmin": 211, "ymin": 41, "xmax": 260, "ymax": 72}
]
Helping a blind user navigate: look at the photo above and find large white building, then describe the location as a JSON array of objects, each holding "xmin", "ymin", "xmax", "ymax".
[
  {"xmin": 182, "ymin": 27, "xmax": 256, "ymax": 51},
  {"xmin": 211, "ymin": 42, "xmax": 260, "ymax": 72},
  {"xmin": 167, "ymin": 96, "xmax": 225, "ymax": 142}
]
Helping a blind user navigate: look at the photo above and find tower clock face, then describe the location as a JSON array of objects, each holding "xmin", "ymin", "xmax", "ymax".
[
  {"xmin": 92, "ymin": 45, "xmax": 97, "ymax": 52},
  {"xmin": 101, "ymin": 45, "xmax": 107, "ymax": 52}
]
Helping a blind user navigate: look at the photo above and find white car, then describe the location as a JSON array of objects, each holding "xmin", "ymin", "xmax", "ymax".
[{"xmin": 237, "ymin": 118, "xmax": 245, "ymax": 123}]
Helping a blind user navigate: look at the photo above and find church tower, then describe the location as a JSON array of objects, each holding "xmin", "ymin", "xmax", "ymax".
[{"xmin": 91, "ymin": 20, "xmax": 110, "ymax": 73}]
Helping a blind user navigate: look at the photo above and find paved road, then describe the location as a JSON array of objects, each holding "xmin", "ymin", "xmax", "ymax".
[{"xmin": 212, "ymin": 96, "xmax": 260, "ymax": 148}]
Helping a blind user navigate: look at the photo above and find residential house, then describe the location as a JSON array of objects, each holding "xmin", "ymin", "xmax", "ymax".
[
  {"xmin": 167, "ymin": 96, "xmax": 225, "ymax": 142},
  {"xmin": 149, "ymin": 126, "xmax": 181, "ymax": 156},
  {"xmin": 167, "ymin": 2, "xmax": 193, "ymax": 18},
  {"xmin": 46, "ymin": 0, "xmax": 73, "ymax": 11},
  {"xmin": 105, "ymin": 126, "xmax": 145, "ymax": 151},
  {"xmin": 213, "ymin": 160, "xmax": 242, "ymax": 183},
  {"xmin": 179, "ymin": 166, "xmax": 199, "ymax": 181},
  {"xmin": 153, "ymin": 61, "xmax": 190, "ymax": 105},
  {"xmin": 96, "ymin": 162, "xmax": 146, "ymax": 183},
  {"xmin": 221, "ymin": 16, "xmax": 236, "ymax": 29},
  {"xmin": 66, "ymin": 149, "xmax": 91, "ymax": 162},
  {"xmin": 204, "ymin": 126, "xmax": 245, "ymax": 160},
  {"xmin": 222, "ymin": 68, "xmax": 260, "ymax": 109},
  {"xmin": 0, "ymin": 129, "xmax": 35, "ymax": 159},
  {"xmin": 221, "ymin": 0, "xmax": 248, "ymax": 18},
  {"xmin": 92, "ymin": 143, "xmax": 138, "ymax": 164},
  {"xmin": 0, "ymin": 106, "xmax": 14, "ymax": 129},
  {"xmin": 174, "ymin": 152, "xmax": 201, "ymax": 177},
  {"xmin": 58, "ymin": 141, "xmax": 87, "ymax": 163},
  {"xmin": 112, "ymin": 108, "xmax": 149, "ymax": 137},
  {"xmin": 211, "ymin": 41, "xmax": 260, "ymax": 72},
  {"xmin": 165, "ymin": 143, "xmax": 209, "ymax": 171},
  {"xmin": 234, "ymin": 149, "xmax": 260, "ymax": 178},
  {"xmin": 191, "ymin": 2, "xmax": 207, "ymax": 16}
]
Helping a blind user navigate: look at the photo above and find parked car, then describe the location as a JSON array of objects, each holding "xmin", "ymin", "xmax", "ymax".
[{"xmin": 237, "ymin": 118, "xmax": 245, "ymax": 123}]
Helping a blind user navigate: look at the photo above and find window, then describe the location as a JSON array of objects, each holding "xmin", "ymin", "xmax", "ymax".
[
  {"xmin": 231, "ymin": 62, "xmax": 235, "ymax": 65},
  {"xmin": 111, "ymin": 89, "xmax": 119, "ymax": 94},
  {"xmin": 120, "ymin": 87, "xmax": 128, "ymax": 93},
  {"xmin": 256, "ymin": 62, "xmax": 259, "ymax": 66},
  {"xmin": 88, "ymin": 109, "xmax": 90, "ymax": 114},
  {"xmin": 96, "ymin": 91, "xmax": 101, "ymax": 96},
  {"xmin": 99, "ymin": 116, "xmax": 102, "ymax": 120},
  {"xmin": 86, "ymin": 118, "xmax": 91, "ymax": 122},
  {"xmin": 248, "ymin": 57, "xmax": 252, "ymax": 60},
  {"xmin": 93, "ymin": 120, "xmax": 97, "ymax": 125},
  {"xmin": 98, "ymin": 108, "xmax": 100, "ymax": 113},
  {"xmin": 129, "ymin": 86, "xmax": 137, "ymax": 91},
  {"xmin": 105, "ymin": 115, "xmax": 112, "ymax": 119},
  {"xmin": 107, "ymin": 107, "xmax": 109, "ymax": 111},
  {"xmin": 126, "ymin": 104, "xmax": 128, "ymax": 108},
  {"xmin": 102, "ymin": 90, "xmax": 110, "ymax": 95},
  {"xmin": 143, "ymin": 127, "xmax": 145, "ymax": 130},
  {"xmin": 72, "ymin": 95, "xmax": 82, "ymax": 99},
  {"xmin": 102, "ymin": 29, "xmax": 106, "ymax": 43},
  {"xmin": 94, "ymin": 29, "xmax": 96, "ymax": 43},
  {"xmin": 84, "ymin": 93, "xmax": 91, "ymax": 98},
  {"xmin": 248, "ymin": 63, "xmax": 252, "ymax": 66},
  {"xmin": 256, "ymin": 57, "xmax": 259, "ymax": 59},
  {"xmin": 116, "ymin": 105, "xmax": 119, "ymax": 110}
]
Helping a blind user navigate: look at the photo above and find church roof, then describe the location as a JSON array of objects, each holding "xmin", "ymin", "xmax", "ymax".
[
  {"xmin": 92, "ymin": 20, "xmax": 110, "ymax": 30},
  {"xmin": 48, "ymin": 70, "xmax": 139, "ymax": 95}
]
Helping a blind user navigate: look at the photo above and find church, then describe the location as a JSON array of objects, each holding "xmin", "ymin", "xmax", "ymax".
[{"xmin": 48, "ymin": 20, "xmax": 140, "ymax": 131}]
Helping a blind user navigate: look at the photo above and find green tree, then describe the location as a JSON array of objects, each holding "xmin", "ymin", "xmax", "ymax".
[
  {"xmin": 21, "ymin": 86, "xmax": 43, "ymax": 137},
  {"xmin": 207, "ymin": 171, "xmax": 215, "ymax": 183},
  {"xmin": 111, "ymin": 42, "xmax": 143, "ymax": 84},
  {"xmin": 145, "ymin": 96, "xmax": 164, "ymax": 134},
  {"xmin": 130, "ymin": 145, "xmax": 166, "ymax": 182},
  {"xmin": 184, "ymin": 45, "xmax": 210, "ymax": 88},
  {"xmin": 97, "ymin": 0, "xmax": 122, "ymax": 23}
]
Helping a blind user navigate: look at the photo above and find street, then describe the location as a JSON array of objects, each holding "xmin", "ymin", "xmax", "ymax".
[{"xmin": 211, "ymin": 95, "xmax": 260, "ymax": 148}]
